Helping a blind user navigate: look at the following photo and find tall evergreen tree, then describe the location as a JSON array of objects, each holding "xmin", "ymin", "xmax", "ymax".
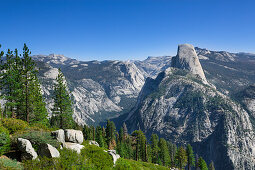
[
  {"xmin": 159, "ymin": 138, "xmax": 170, "ymax": 166},
  {"xmin": 186, "ymin": 144, "xmax": 195, "ymax": 170},
  {"xmin": 96, "ymin": 126, "xmax": 104, "ymax": 147},
  {"xmin": 175, "ymin": 146, "xmax": 187, "ymax": 170},
  {"xmin": 0, "ymin": 44, "xmax": 48, "ymax": 125},
  {"xmin": 168, "ymin": 141, "xmax": 177, "ymax": 167},
  {"xmin": 20, "ymin": 44, "xmax": 48, "ymax": 124},
  {"xmin": 150, "ymin": 134, "xmax": 160, "ymax": 164},
  {"xmin": 118, "ymin": 127, "xmax": 124, "ymax": 143},
  {"xmin": 106, "ymin": 120, "xmax": 116, "ymax": 149},
  {"xmin": 122, "ymin": 122, "xmax": 128, "ymax": 139},
  {"xmin": 132, "ymin": 130, "xmax": 147, "ymax": 161},
  {"xmin": 51, "ymin": 68, "xmax": 75, "ymax": 129},
  {"xmin": 29, "ymin": 76, "xmax": 49, "ymax": 125},
  {"xmin": 2, "ymin": 49, "xmax": 18, "ymax": 117}
]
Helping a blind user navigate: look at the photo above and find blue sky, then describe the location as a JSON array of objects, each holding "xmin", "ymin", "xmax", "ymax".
[{"xmin": 0, "ymin": 0, "xmax": 254, "ymax": 61}]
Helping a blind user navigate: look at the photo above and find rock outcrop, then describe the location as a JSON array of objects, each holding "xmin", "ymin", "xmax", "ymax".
[
  {"xmin": 17, "ymin": 138, "xmax": 38, "ymax": 160},
  {"xmin": 51, "ymin": 129, "xmax": 65, "ymax": 143},
  {"xmin": 51, "ymin": 129, "xmax": 85, "ymax": 154},
  {"xmin": 38, "ymin": 143, "xmax": 60, "ymax": 158},
  {"xmin": 171, "ymin": 44, "xmax": 208, "ymax": 84},
  {"xmin": 89, "ymin": 140, "xmax": 99, "ymax": 147},
  {"xmin": 62, "ymin": 142, "xmax": 84, "ymax": 154},
  {"xmin": 107, "ymin": 150, "xmax": 120, "ymax": 165},
  {"xmin": 64, "ymin": 129, "xmax": 84, "ymax": 144}
]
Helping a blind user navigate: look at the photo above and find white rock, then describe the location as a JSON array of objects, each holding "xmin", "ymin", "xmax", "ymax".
[
  {"xmin": 172, "ymin": 44, "xmax": 208, "ymax": 84},
  {"xmin": 51, "ymin": 129, "xmax": 65, "ymax": 143},
  {"xmin": 107, "ymin": 150, "xmax": 120, "ymax": 165},
  {"xmin": 38, "ymin": 143, "xmax": 60, "ymax": 158},
  {"xmin": 62, "ymin": 142, "xmax": 84, "ymax": 154},
  {"xmin": 17, "ymin": 138, "xmax": 38, "ymax": 160},
  {"xmin": 89, "ymin": 140, "xmax": 99, "ymax": 147},
  {"xmin": 65, "ymin": 129, "xmax": 84, "ymax": 144}
]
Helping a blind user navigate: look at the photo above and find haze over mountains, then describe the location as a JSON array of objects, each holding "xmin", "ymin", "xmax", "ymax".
[{"xmin": 32, "ymin": 44, "xmax": 255, "ymax": 169}]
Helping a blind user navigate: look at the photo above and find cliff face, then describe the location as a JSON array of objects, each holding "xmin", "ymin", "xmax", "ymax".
[
  {"xmin": 124, "ymin": 44, "xmax": 255, "ymax": 170},
  {"xmin": 33, "ymin": 56, "xmax": 145, "ymax": 125},
  {"xmin": 172, "ymin": 44, "xmax": 208, "ymax": 84}
]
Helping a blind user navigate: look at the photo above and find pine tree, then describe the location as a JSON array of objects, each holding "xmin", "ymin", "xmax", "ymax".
[
  {"xmin": 123, "ymin": 122, "xmax": 128, "ymax": 139},
  {"xmin": 2, "ymin": 49, "xmax": 18, "ymax": 117},
  {"xmin": 175, "ymin": 146, "xmax": 187, "ymax": 170},
  {"xmin": 21, "ymin": 44, "xmax": 37, "ymax": 122},
  {"xmin": 208, "ymin": 161, "xmax": 215, "ymax": 170},
  {"xmin": 29, "ymin": 76, "xmax": 49, "ymax": 126},
  {"xmin": 0, "ymin": 44, "xmax": 48, "ymax": 125},
  {"xmin": 198, "ymin": 157, "xmax": 208, "ymax": 170},
  {"xmin": 186, "ymin": 144, "xmax": 195, "ymax": 170},
  {"xmin": 20, "ymin": 44, "xmax": 48, "ymax": 124},
  {"xmin": 106, "ymin": 120, "xmax": 116, "ymax": 149},
  {"xmin": 51, "ymin": 68, "xmax": 75, "ymax": 129},
  {"xmin": 125, "ymin": 136, "xmax": 133, "ymax": 159},
  {"xmin": 119, "ymin": 127, "xmax": 124, "ymax": 143},
  {"xmin": 168, "ymin": 141, "xmax": 177, "ymax": 167},
  {"xmin": 150, "ymin": 134, "xmax": 160, "ymax": 164},
  {"xmin": 132, "ymin": 130, "xmax": 147, "ymax": 161},
  {"xmin": 159, "ymin": 138, "xmax": 171, "ymax": 166},
  {"xmin": 96, "ymin": 126, "xmax": 104, "ymax": 147}
]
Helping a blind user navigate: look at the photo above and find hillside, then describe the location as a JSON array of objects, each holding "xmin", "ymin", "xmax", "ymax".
[{"xmin": 122, "ymin": 44, "xmax": 255, "ymax": 169}]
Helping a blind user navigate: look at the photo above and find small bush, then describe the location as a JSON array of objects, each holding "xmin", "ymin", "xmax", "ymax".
[
  {"xmin": 81, "ymin": 144, "xmax": 113, "ymax": 169},
  {"xmin": 0, "ymin": 126, "xmax": 11, "ymax": 156},
  {"xmin": 114, "ymin": 158, "xmax": 169, "ymax": 170},
  {"xmin": 0, "ymin": 157, "xmax": 23, "ymax": 170},
  {"xmin": 2, "ymin": 118, "xmax": 28, "ymax": 134},
  {"xmin": 29, "ymin": 122, "xmax": 51, "ymax": 131},
  {"xmin": 13, "ymin": 131, "xmax": 60, "ymax": 151},
  {"xmin": 23, "ymin": 148, "xmax": 93, "ymax": 169}
]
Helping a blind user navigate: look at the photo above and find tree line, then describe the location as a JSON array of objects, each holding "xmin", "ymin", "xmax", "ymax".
[
  {"xmin": 0, "ymin": 44, "xmax": 75, "ymax": 129},
  {"xmin": 83, "ymin": 120, "xmax": 215, "ymax": 170}
]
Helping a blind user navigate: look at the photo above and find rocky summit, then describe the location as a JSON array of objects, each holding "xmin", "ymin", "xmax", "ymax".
[{"xmin": 172, "ymin": 44, "xmax": 208, "ymax": 84}]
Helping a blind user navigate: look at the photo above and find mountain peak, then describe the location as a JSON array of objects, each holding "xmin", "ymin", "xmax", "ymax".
[{"xmin": 171, "ymin": 44, "xmax": 208, "ymax": 84}]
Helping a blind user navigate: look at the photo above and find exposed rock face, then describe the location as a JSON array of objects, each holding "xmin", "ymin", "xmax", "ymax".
[
  {"xmin": 89, "ymin": 140, "xmax": 99, "ymax": 147},
  {"xmin": 107, "ymin": 150, "xmax": 120, "ymax": 165},
  {"xmin": 133, "ymin": 47, "xmax": 255, "ymax": 95},
  {"xmin": 171, "ymin": 44, "xmax": 208, "ymax": 84},
  {"xmin": 62, "ymin": 142, "xmax": 84, "ymax": 154},
  {"xmin": 134, "ymin": 56, "xmax": 172, "ymax": 78},
  {"xmin": 64, "ymin": 129, "xmax": 84, "ymax": 144},
  {"xmin": 51, "ymin": 129, "xmax": 65, "ymax": 143},
  {"xmin": 124, "ymin": 67, "xmax": 255, "ymax": 169},
  {"xmin": 33, "ymin": 56, "xmax": 145, "ymax": 126},
  {"xmin": 38, "ymin": 143, "xmax": 60, "ymax": 158},
  {"xmin": 17, "ymin": 138, "xmax": 38, "ymax": 160}
]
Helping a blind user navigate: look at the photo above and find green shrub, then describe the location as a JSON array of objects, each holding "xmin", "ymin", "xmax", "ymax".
[
  {"xmin": 2, "ymin": 118, "xmax": 28, "ymax": 134},
  {"xmin": 24, "ymin": 148, "xmax": 93, "ymax": 170},
  {"xmin": 81, "ymin": 144, "xmax": 113, "ymax": 169},
  {"xmin": 29, "ymin": 122, "xmax": 51, "ymax": 131},
  {"xmin": 0, "ymin": 158, "xmax": 23, "ymax": 170},
  {"xmin": 13, "ymin": 131, "xmax": 60, "ymax": 151},
  {"xmin": 114, "ymin": 158, "xmax": 169, "ymax": 170},
  {"xmin": 0, "ymin": 126, "xmax": 11, "ymax": 156}
]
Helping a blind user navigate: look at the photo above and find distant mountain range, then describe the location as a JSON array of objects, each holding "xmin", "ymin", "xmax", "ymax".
[{"xmin": 32, "ymin": 45, "xmax": 255, "ymax": 169}]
